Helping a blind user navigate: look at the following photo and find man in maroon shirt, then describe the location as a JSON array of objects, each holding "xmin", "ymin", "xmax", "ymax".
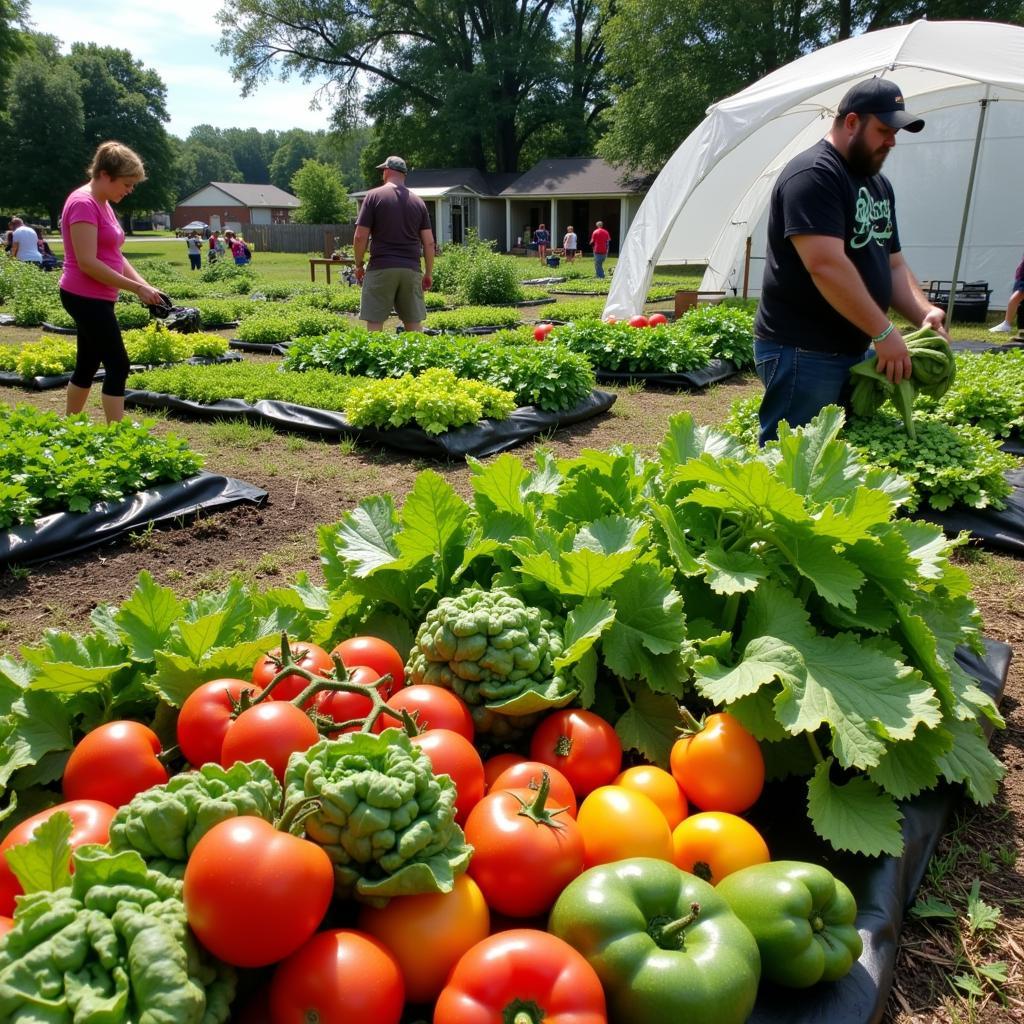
[
  {"xmin": 354, "ymin": 156, "xmax": 435, "ymax": 332},
  {"xmin": 590, "ymin": 221, "xmax": 611, "ymax": 279}
]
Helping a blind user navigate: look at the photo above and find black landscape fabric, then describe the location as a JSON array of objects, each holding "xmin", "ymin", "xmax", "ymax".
[
  {"xmin": 595, "ymin": 358, "xmax": 740, "ymax": 389},
  {"xmin": 746, "ymin": 637, "xmax": 1010, "ymax": 1024},
  {"xmin": 229, "ymin": 339, "xmax": 291, "ymax": 355},
  {"xmin": 0, "ymin": 354, "xmax": 243, "ymax": 392},
  {"xmin": 124, "ymin": 389, "xmax": 617, "ymax": 459},
  {"xmin": 949, "ymin": 338, "xmax": 1024, "ymax": 354},
  {"xmin": 0, "ymin": 472, "xmax": 268, "ymax": 567},
  {"xmin": 917, "ymin": 469, "xmax": 1024, "ymax": 556}
]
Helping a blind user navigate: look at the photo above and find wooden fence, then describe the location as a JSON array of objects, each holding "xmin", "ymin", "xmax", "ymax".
[{"xmin": 244, "ymin": 223, "xmax": 355, "ymax": 255}]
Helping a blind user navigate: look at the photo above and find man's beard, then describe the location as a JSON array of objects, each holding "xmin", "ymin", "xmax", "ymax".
[{"xmin": 847, "ymin": 126, "xmax": 889, "ymax": 176}]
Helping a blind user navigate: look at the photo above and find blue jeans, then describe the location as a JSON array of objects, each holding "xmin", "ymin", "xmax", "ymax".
[
  {"xmin": 755, "ymin": 340, "xmax": 868, "ymax": 445},
  {"xmin": 594, "ymin": 252, "xmax": 607, "ymax": 278}
]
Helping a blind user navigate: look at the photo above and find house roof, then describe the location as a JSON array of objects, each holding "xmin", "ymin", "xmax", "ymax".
[
  {"xmin": 352, "ymin": 168, "xmax": 519, "ymax": 199},
  {"xmin": 179, "ymin": 182, "xmax": 301, "ymax": 208},
  {"xmin": 499, "ymin": 158, "xmax": 650, "ymax": 197}
]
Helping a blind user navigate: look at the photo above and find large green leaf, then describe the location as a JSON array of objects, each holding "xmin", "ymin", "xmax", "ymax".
[
  {"xmin": 812, "ymin": 486, "xmax": 896, "ymax": 545},
  {"xmin": 659, "ymin": 412, "xmax": 746, "ymax": 473},
  {"xmin": 676, "ymin": 458, "xmax": 810, "ymax": 523},
  {"xmin": 868, "ymin": 726, "xmax": 951, "ymax": 799},
  {"xmin": 574, "ymin": 515, "xmax": 646, "ymax": 555},
  {"xmin": 148, "ymin": 635, "xmax": 279, "ymax": 708},
  {"xmin": 700, "ymin": 546, "xmax": 767, "ymax": 595},
  {"xmin": 0, "ymin": 691, "xmax": 74, "ymax": 789},
  {"xmin": 113, "ymin": 570, "xmax": 185, "ymax": 662},
  {"xmin": 806, "ymin": 759, "xmax": 904, "ymax": 857},
  {"xmin": 5, "ymin": 810, "xmax": 73, "ymax": 895},
  {"xmin": 772, "ymin": 406, "xmax": 864, "ymax": 505},
  {"xmin": 694, "ymin": 635, "xmax": 804, "ymax": 706},
  {"xmin": 555, "ymin": 599, "xmax": 616, "ymax": 671},
  {"xmin": 782, "ymin": 527, "xmax": 864, "ymax": 609},
  {"xmin": 396, "ymin": 470, "xmax": 470, "ymax": 574},
  {"xmin": 468, "ymin": 453, "xmax": 530, "ymax": 516},
  {"xmin": 936, "ymin": 719, "xmax": 1004, "ymax": 804},
  {"xmin": 324, "ymin": 496, "xmax": 401, "ymax": 578},
  {"xmin": 518, "ymin": 547, "xmax": 636, "ymax": 598},
  {"xmin": 615, "ymin": 688, "xmax": 681, "ymax": 766}
]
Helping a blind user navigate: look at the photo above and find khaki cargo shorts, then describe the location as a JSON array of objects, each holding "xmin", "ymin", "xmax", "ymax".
[{"xmin": 359, "ymin": 267, "xmax": 426, "ymax": 324}]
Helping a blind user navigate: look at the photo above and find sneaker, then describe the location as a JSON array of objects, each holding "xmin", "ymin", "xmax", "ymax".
[{"xmin": 989, "ymin": 321, "xmax": 1012, "ymax": 333}]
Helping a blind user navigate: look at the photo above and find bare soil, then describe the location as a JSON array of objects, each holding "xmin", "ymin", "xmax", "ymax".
[{"xmin": 0, "ymin": 322, "xmax": 1021, "ymax": 1020}]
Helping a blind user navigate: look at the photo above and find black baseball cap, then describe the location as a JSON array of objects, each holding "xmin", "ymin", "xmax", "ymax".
[{"xmin": 837, "ymin": 78, "xmax": 925, "ymax": 133}]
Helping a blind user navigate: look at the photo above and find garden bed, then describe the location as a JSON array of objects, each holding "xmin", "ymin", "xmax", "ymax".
[
  {"xmin": 124, "ymin": 388, "xmax": 617, "ymax": 459},
  {"xmin": 0, "ymin": 354, "xmax": 242, "ymax": 391},
  {"xmin": 915, "ymin": 468, "xmax": 1024, "ymax": 556},
  {"xmin": 595, "ymin": 358, "xmax": 740, "ymax": 390}
]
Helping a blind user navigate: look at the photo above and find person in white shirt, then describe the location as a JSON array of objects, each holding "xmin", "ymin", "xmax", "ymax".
[
  {"xmin": 10, "ymin": 218, "xmax": 42, "ymax": 263},
  {"xmin": 563, "ymin": 226, "xmax": 578, "ymax": 262}
]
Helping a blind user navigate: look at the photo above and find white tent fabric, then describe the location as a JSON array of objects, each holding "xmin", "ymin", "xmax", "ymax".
[{"xmin": 605, "ymin": 21, "xmax": 1024, "ymax": 319}]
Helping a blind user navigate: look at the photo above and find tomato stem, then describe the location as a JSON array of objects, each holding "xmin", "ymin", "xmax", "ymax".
[
  {"xmin": 677, "ymin": 706, "xmax": 704, "ymax": 736},
  {"xmin": 513, "ymin": 771, "xmax": 568, "ymax": 829},
  {"xmin": 277, "ymin": 795, "xmax": 323, "ymax": 834}
]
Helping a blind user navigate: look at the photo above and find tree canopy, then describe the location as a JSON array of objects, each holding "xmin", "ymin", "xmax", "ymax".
[{"xmin": 290, "ymin": 159, "xmax": 357, "ymax": 223}]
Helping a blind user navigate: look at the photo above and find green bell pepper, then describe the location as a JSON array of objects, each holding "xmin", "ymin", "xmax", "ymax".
[
  {"xmin": 548, "ymin": 857, "xmax": 760, "ymax": 1024},
  {"xmin": 716, "ymin": 860, "xmax": 862, "ymax": 988}
]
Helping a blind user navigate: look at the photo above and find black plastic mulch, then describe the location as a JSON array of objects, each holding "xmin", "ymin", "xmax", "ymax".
[
  {"xmin": 124, "ymin": 388, "xmax": 617, "ymax": 459},
  {"xmin": 950, "ymin": 338, "xmax": 1024, "ymax": 354},
  {"xmin": 595, "ymin": 358, "xmax": 742, "ymax": 390},
  {"xmin": 746, "ymin": 637, "xmax": 1010, "ymax": 1024},
  {"xmin": 0, "ymin": 354, "xmax": 243, "ymax": 392},
  {"xmin": 0, "ymin": 472, "xmax": 268, "ymax": 567},
  {"xmin": 229, "ymin": 339, "xmax": 290, "ymax": 356},
  {"xmin": 915, "ymin": 469, "xmax": 1024, "ymax": 556}
]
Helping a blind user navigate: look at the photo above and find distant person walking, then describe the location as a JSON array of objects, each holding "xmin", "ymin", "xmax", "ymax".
[
  {"xmin": 353, "ymin": 155, "xmax": 435, "ymax": 333},
  {"xmin": 9, "ymin": 217, "xmax": 42, "ymax": 265},
  {"xmin": 563, "ymin": 226, "xmax": 577, "ymax": 262},
  {"xmin": 533, "ymin": 223, "xmax": 550, "ymax": 264},
  {"xmin": 989, "ymin": 250, "xmax": 1024, "ymax": 333},
  {"xmin": 185, "ymin": 231, "xmax": 202, "ymax": 270},
  {"xmin": 590, "ymin": 221, "xmax": 611, "ymax": 278},
  {"xmin": 59, "ymin": 140, "xmax": 164, "ymax": 423}
]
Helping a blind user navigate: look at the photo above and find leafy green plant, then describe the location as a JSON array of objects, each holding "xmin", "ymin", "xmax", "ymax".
[
  {"xmin": 678, "ymin": 302, "xmax": 755, "ymax": 368},
  {"xmin": 0, "ymin": 405, "xmax": 203, "ymax": 527},
  {"xmin": 433, "ymin": 232, "xmax": 524, "ymax": 305},
  {"xmin": 40, "ymin": 304, "xmax": 75, "ymax": 329},
  {"xmin": 114, "ymin": 301, "xmax": 153, "ymax": 329},
  {"xmin": 14, "ymin": 337, "xmax": 77, "ymax": 377},
  {"xmin": 199, "ymin": 261, "xmax": 256, "ymax": 293},
  {"xmin": 425, "ymin": 306, "xmax": 522, "ymax": 331},
  {"xmin": 236, "ymin": 305, "xmax": 346, "ymax": 344},
  {"xmin": 919, "ymin": 348, "xmax": 1024, "ymax": 437},
  {"xmin": 191, "ymin": 297, "xmax": 257, "ymax": 327},
  {"xmin": 542, "ymin": 298, "xmax": 607, "ymax": 322},
  {"xmin": 548, "ymin": 318, "xmax": 713, "ymax": 373}
]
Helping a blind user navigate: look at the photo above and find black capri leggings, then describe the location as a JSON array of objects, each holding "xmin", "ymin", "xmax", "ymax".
[{"xmin": 59, "ymin": 289, "xmax": 131, "ymax": 397}]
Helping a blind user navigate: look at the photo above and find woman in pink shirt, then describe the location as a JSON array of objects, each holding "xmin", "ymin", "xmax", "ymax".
[{"xmin": 59, "ymin": 141, "xmax": 164, "ymax": 422}]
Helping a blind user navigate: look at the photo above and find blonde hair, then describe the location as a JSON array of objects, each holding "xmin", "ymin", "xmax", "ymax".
[{"xmin": 88, "ymin": 141, "xmax": 147, "ymax": 183}]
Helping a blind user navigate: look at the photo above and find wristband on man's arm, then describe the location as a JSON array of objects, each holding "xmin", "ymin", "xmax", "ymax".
[{"xmin": 871, "ymin": 322, "xmax": 895, "ymax": 344}]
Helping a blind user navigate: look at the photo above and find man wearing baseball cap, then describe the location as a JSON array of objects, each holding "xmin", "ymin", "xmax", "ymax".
[
  {"xmin": 753, "ymin": 78, "xmax": 948, "ymax": 444},
  {"xmin": 353, "ymin": 155, "xmax": 435, "ymax": 332}
]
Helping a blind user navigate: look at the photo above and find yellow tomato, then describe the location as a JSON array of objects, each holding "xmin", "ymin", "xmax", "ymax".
[
  {"xmin": 671, "ymin": 812, "xmax": 770, "ymax": 884},
  {"xmin": 576, "ymin": 785, "xmax": 674, "ymax": 868},
  {"xmin": 613, "ymin": 765, "xmax": 688, "ymax": 828},
  {"xmin": 357, "ymin": 873, "xmax": 490, "ymax": 1002}
]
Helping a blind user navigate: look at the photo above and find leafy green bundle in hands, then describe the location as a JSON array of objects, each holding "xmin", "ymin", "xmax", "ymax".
[
  {"xmin": 849, "ymin": 326, "xmax": 956, "ymax": 438},
  {"xmin": 0, "ymin": 843, "xmax": 235, "ymax": 1024}
]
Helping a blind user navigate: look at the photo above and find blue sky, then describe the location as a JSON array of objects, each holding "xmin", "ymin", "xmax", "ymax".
[{"xmin": 31, "ymin": 0, "xmax": 333, "ymax": 137}]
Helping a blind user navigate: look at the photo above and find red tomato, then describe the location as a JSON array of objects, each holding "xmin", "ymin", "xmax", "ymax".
[
  {"xmin": 435, "ymin": 929, "xmax": 607, "ymax": 1024},
  {"xmin": 62, "ymin": 722, "xmax": 168, "ymax": 807},
  {"xmin": 670, "ymin": 712, "xmax": 765, "ymax": 813},
  {"xmin": 314, "ymin": 665, "xmax": 381, "ymax": 736},
  {"xmin": 647, "ymin": 312, "xmax": 668, "ymax": 326},
  {"xmin": 177, "ymin": 678, "xmax": 260, "ymax": 767},
  {"xmin": 489, "ymin": 761, "xmax": 578, "ymax": 817},
  {"xmin": 411, "ymin": 729, "xmax": 486, "ymax": 827},
  {"xmin": 270, "ymin": 929, "xmax": 404, "ymax": 1024},
  {"xmin": 252, "ymin": 642, "xmax": 334, "ymax": 704},
  {"xmin": 221, "ymin": 701, "xmax": 320, "ymax": 782},
  {"xmin": 627, "ymin": 314, "xmax": 649, "ymax": 328},
  {"xmin": 465, "ymin": 786, "xmax": 584, "ymax": 917},
  {"xmin": 358, "ymin": 874, "xmax": 489, "ymax": 1003},
  {"xmin": 0, "ymin": 800, "xmax": 117, "ymax": 915},
  {"xmin": 377, "ymin": 685, "xmax": 475, "ymax": 741},
  {"xmin": 184, "ymin": 816, "xmax": 334, "ymax": 967},
  {"xmin": 331, "ymin": 636, "xmax": 406, "ymax": 699},
  {"xmin": 483, "ymin": 752, "xmax": 526, "ymax": 789},
  {"xmin": 529, "ymin": 709, "xmax": 622, "ymax": 797},
  {"xmin": 0, "ymin": 916, "xmax": 12, "ymax": 938}
]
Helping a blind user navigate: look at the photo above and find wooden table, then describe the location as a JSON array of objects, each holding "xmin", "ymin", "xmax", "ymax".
[{"xmin": 309, "ymin": 257, "xmax": 354, "ymax": 284}]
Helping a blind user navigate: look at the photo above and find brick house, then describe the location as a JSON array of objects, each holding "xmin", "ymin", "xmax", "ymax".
[{"xmin": 172, "ymin": 182, "xmax": 301, "ymax": 233}]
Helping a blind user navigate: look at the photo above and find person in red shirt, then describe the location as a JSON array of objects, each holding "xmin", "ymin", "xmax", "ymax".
[{"xmin": 590, "ymin": 221, "xmax": 611, "ymax": 279}]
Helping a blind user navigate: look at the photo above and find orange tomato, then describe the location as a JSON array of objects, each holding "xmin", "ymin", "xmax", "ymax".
[
  {"xmin": 669, "ymin": 712, "xmax": 764, "ymax": 813},
  {"xmin": 358, "ymin": 874, "xmax": 490, "ymax": 1003},
  {"xmin": 613, "ymin": 765, "xmax": 687, "ymax": 828},
  {"xmin": 576, "ymin": 786, "xmax": 673, "ymax": 868},
  {"xmin": 483, "ymin": 752, "xmax": 526, "ymax": 790},
  {"xmin": 671, "ymin": 811, "xmax": 769, "ymax": 884}
]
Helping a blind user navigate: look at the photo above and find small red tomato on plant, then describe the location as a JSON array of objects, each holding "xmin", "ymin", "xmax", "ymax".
[
  {"xmin": 358, "ymin": 873, "xmax": 489, "ymax": 1003},
  {"xmin": 377, "ymin": 684, "xmax": 475, "ymax": 741},
  {"xmin": 0, "ymin": 800, "xmax": 117, "ymax": 915},
  {"xmin": 411, "ymin": 729, "xmax": 486, "ymax": 827},
  {"xmin": 464, "ymin": 777, "xmax": 584, "ymax": 918},
  {"xmin": 177, "ymin": 677, "xmax": 260, "ymax": 767},
  {"xmin": 530, "ymin": 709, "xmax": 622, "ymax": 797},
  {"xmin": 62, "ymin": 721, "xmax": 168, "ymax": 807},
  {"xmin": 331, "ymin": 635, "xmax": 406, "ymax": 699},
  {"xmin": 483, "ymin": 752, "xmax": 526, "ymax": 789},
  {"xmin": 252, "ymin": 641, "xmax": 334, "ymax": 704},
  {"xmin": 184, "ymin": 815, "xmax": 334, "ymax": 967},
  {"xmin": 647, "ymin": 311, "xmax": 668, "ymax": 326},
  {"xmin": 221, "ymin": 700, "xmax": 320, "ymax": 782},
  {"xmin": 314, "ymin": 664, "xmax": 380, "ymax": 735},
  {"xmin": 434, "ymin": 929, "xmax": 607, "ymax": 1024},
  {"xmin": 627, "ymin": 314, "xmax": 649, "ymax": 328},
  {"xmin": 489, "ymin": 760, "xmax": 578, "ymax": 817},
  {"xmin": 269, "ymin": 929, "xmax": 404, "ymax": 1024},
  {"xmin": 670, "ymin": 711, "xmax": 765, "ymax": 813}
]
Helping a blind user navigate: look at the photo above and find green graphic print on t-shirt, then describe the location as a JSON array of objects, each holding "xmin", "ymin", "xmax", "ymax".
[{"xmin": 851, "ymin": 187, "xmax": 893, "ymax": 249}]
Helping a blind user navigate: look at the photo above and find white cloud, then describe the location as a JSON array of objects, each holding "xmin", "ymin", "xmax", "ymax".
[{"xmin": 29, "ymin": 0, "xmax": 333, "ymax": 135}]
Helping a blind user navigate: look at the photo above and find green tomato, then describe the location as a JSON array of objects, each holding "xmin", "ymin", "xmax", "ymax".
[
  {"xmin": 548, "ymin": 857, "xmax": 760, "ymax": 1024},
  {"xmin": 716, "ymin": 860, "xmax": 862, "ymax": 988}
]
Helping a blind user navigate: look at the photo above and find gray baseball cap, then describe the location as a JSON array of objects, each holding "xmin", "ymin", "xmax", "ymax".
[{"xmin": 376, "ymin": 155, "xmax": 408, "ymax": 173}]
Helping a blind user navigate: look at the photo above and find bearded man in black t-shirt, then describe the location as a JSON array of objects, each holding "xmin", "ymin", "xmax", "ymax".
[{"xmin": 753, "ymin": 78, "xmax": 949, "ymax": 444}]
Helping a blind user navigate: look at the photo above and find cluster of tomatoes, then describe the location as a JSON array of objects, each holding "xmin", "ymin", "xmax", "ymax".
[
  {"xmin": 1, "ymin": 635, "xmax": 774, "ymax": 1023},
  {"xmin": 604, "ymin": 312, "xmax": 668, "ymax": 328}
]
